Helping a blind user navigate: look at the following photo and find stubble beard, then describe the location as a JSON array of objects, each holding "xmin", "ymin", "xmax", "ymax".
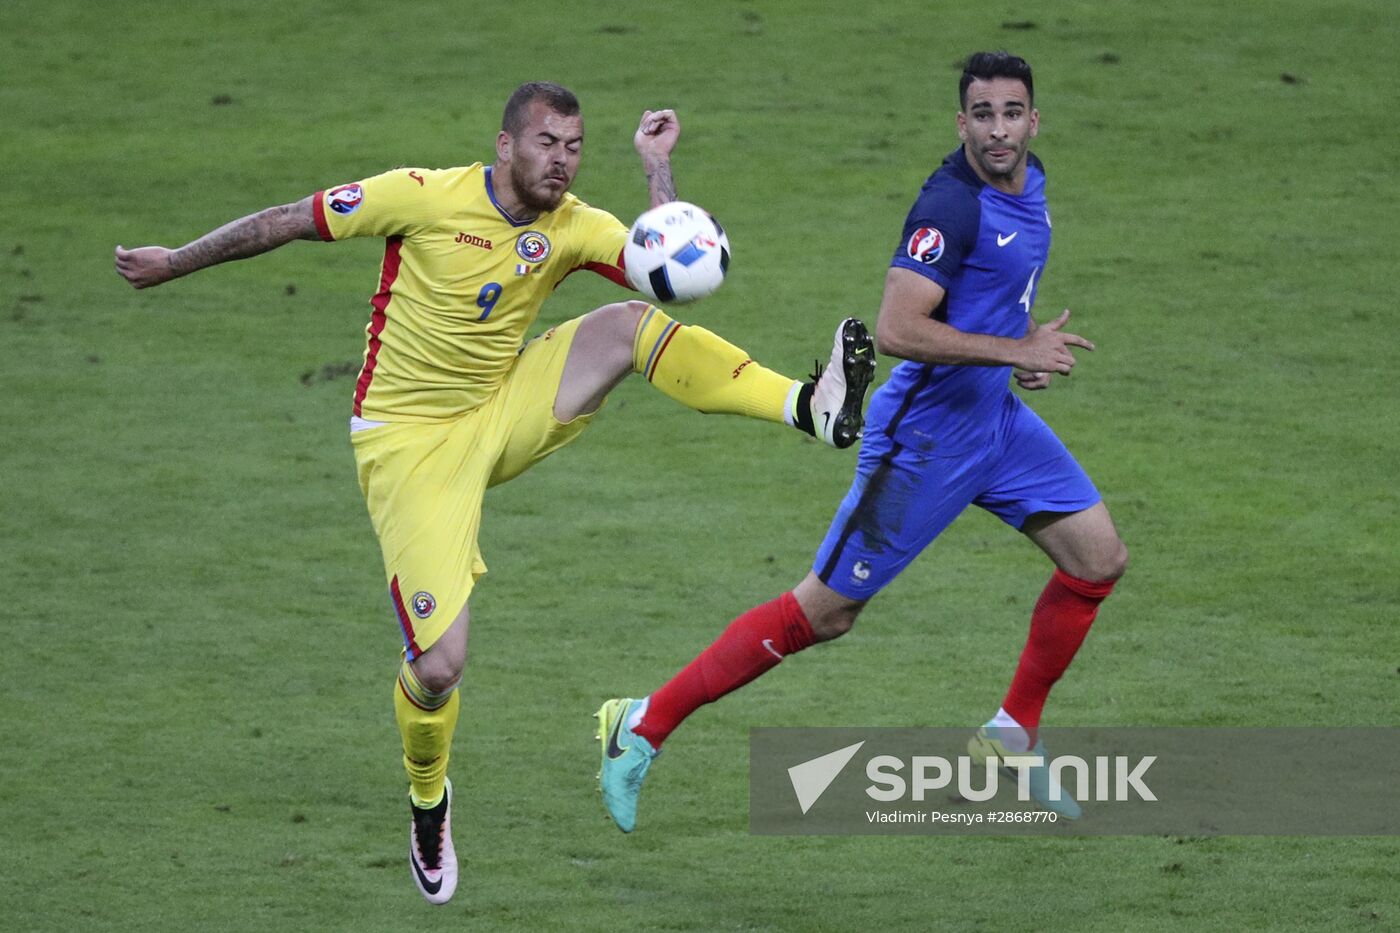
[
  {"xmin": 510, "ymin": 161, "xmax": 566, "ymax": 214},
  {"xmin": 974, "ymin": 141, "xmax": 1025, "ymax": 182}
]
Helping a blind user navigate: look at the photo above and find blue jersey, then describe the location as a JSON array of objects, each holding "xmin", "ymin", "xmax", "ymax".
[{"xmin": 865, "ymin": 147, "xmax": 1051, "ymax": 457}]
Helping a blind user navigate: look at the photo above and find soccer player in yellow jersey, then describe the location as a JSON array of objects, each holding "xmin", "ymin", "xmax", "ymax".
[{"xmin": 115, "ymin": 81, "xmax": 876, "ymax": 904}]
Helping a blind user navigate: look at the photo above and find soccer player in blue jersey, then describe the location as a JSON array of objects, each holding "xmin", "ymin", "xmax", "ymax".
[{"xmin": 597, "ymin": 51, "xmax": 1128, "ymax": 829}]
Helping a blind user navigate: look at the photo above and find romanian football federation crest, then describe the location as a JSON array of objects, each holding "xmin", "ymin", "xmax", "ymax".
[
  {"xmin": 515, "ymin": 231, "xmax": 551, "ymax": 263},
  {"xmin": 411, "ymin": 591, "xmax": 436, "ymax": 619},
  {"xmin": 327, "ymin": 184, "xmax": 364, "ymax": 215},
  {"xmin": 906, "ymin": 227, "xmax": 944, "ymax": 265}
]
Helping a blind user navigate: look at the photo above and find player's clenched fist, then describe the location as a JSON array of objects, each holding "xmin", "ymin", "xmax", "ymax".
[
  {"xmin": 634, "ymin": 108, "xmax": 680, "ymax": 157},
  {"xmin": 114, "ymin": 245, "xmax": 178, "ymax": 289}
]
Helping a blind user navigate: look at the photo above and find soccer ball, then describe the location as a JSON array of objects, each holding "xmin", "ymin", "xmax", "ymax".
[{"xmin": 623, "ymin": 201, "xmax": 730, "ymax": 304}]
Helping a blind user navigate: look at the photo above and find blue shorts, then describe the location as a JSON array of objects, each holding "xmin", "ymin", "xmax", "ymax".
[{"xmin": 813, "ymin": 395, "xmax": 1100, "ymax": 600}]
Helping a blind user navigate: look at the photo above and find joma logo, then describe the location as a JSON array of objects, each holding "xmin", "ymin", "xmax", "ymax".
[{"xmin": 455, "ymin": 232, "xmax": 493, "ymax": 250}]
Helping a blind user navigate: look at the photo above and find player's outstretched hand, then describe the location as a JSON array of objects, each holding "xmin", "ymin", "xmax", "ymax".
[
  {"xmin": 1016, "ymin": 309, "xmax": 1094, "ymax": 375},
  {"xmin": 114, "ymin": 245, "xmax": 178, "ymax": 289},
  {"xmin": 634, "ymin": 109, "xmax": 680, "ymax": 160}
]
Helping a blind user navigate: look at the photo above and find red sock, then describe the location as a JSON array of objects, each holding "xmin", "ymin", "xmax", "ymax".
[
  {"xmin": 635, "ymin": 591, "xmax": 815, "ymax": 748},
  {"xmin": 1001, "ymin": 569, "xmax": 1117, "ymax": 738}
]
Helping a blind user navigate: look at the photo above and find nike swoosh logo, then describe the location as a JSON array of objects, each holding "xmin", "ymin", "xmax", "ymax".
[
  {"xmin": 762, "ymin": 638, "xmax": 784, "ymax": 660},
  {"xmin": 410, "ymin": 852, "xmax": 444, "ymax": 894},
  {"xmin": 997, "ymin": 232, "xmax": 1018, "ymax": 247},
  {"xmin": 606, "ymin": 711, "xmax": 628, "ymax": 760}
]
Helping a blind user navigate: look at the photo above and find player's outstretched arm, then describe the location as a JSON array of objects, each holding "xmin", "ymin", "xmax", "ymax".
[
  {"xmin": 634, "ymin": 109, "xmax": 680, "ymax": 207},
  {"xmin": 875, "ymin": 268, "xmax": 1093, "ymax": 374},
  {"xmin": 115, "ymin": 195, "xmax": 320, "ymax": 289}
]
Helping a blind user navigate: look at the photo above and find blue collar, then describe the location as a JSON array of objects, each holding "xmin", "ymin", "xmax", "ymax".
[{"xmin": 483, "ymin": 166, "xmax": 531, "ymax": 227}]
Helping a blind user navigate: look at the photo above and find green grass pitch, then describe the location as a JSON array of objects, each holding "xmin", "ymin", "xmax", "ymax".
[{"xmin": 2, "ymin": 1, "xmax": 1397, "ymax": 929}]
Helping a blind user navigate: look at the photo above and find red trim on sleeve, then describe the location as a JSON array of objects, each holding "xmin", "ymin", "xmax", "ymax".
[
  {"xmin": 559, "ymin": 248, "xmax": 632, "ymax": 291},
  {"xmin": 583, "ymin": 260, "xmax": 630, "ymax": 288},
  {"xmin": 352, "ymin": 236, "xmax": 403, "ymax": 417},
  {"xmin": 585, "ymin": 247, "xmax": 630, "ymax": 288},
  {"xmin": 311, "ymin": 191, "xmax": 334, "ymax": 241}
]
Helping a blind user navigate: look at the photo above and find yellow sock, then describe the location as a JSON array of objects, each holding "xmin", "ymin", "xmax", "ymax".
[
  {"xmin": 632, "ymin": 305, "xmax": 801, "ymax": 424},
  {"xmin": 395, "ymin": 659, "xmax": 460, "ymax": 808}
]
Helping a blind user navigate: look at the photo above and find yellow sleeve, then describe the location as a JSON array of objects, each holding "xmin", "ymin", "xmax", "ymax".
[
  {"xmin": 565, "ymin": 204, "xmax": 630, "ymax": 287},
  {"xmin": 312, "ymin": 168, "xmax": 443, "ymax": 242}
]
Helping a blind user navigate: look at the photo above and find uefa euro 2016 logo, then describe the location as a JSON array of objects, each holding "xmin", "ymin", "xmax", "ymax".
[
  {"xmin": 515, "ymin": 231, "xmax": 551, "ymax": 263},
  {"xmin": 632, "ymin": 226, "xmax": 665, "ymax": 250},
  {"xmin": 327, "ymin": 184, "xmax": 364, "ymax": 215},
  {"xmin": 907, "ymin": 227, "xmax": 944, "ymax": 265}
]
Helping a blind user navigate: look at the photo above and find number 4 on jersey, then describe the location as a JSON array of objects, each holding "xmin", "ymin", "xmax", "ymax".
[{"xmin": 1018, "ymin": 266, "xmax": 1039, "ymax": 315}]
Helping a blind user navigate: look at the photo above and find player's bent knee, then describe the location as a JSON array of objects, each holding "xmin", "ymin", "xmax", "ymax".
[
  {"xmin": 1088, "ymin": 540, "xmax": 1129, "ymax": 583},
  {"xmin": 587, "ymin": 300, "xmax": 649, "ymax": 342},
  {"xmin": 410, "ymin": 644, "xmax": 466, "ymax": 695},
  {"xmin": 574, "ymin": 302, "xmax": 651, "ymax": 368},
  {"xmin": 411, "ymin": 658, "xmax": 463, "ymax": 696},
  {"xmin": 811, "ymin": 605, "xmax": 861, "ymax": 643},
  {"xmin": 1108, "ymin": 539, "xmax": 1129, "ymax": 579},
  {"xmin": 793, "ymin": 573, "xmax": 865, "ymax": 643}
]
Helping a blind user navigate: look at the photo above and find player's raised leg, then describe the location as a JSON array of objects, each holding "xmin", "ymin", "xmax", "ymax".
[
  {"xmin": 554, "ymin": 300, "xmax": 876, "ymax": 447},
  {"xmin": 596, "ymin": 574, "xmax": 864, "ymax": 832}
]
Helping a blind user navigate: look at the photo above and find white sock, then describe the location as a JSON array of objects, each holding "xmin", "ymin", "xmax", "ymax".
[
  {"xmin": 625, "ymin": 696, "xmax": 650, "ymax": 731},
  {"xmin": 781, "ymin": 381, "xmax": 801, "ymax": 427},
  {"xmin": 989, "ymin": 707, "xmax": 1031, "ymax": 753}
]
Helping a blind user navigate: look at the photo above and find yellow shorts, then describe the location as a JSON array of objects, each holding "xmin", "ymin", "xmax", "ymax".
[{"xmin": 351, "ymin": 318, "xmax": 597, "ymax": 658}]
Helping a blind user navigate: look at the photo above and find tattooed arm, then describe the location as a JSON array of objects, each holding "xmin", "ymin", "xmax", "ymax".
[
  {"xmin": 115, "ymin": 195, "xmax": 320, "ymax": 289},
  {"xmin": 633, "ymin": 109, "xmax": 680, "ymax": 208}
]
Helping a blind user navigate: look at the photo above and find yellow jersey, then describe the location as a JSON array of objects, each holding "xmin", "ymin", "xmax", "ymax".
[{"xmin": 313, "ymin": 163, "xmax": 630, "ymax": 421}]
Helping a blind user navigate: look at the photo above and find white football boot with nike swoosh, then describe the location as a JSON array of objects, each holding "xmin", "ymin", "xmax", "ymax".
[
  {"xmin": 809, "ymin": 318, "xmax": 876, "ymax": 449},
  {"xmin": 408, "ymin": 778, "xmax": 457, "ymax": 904}
]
